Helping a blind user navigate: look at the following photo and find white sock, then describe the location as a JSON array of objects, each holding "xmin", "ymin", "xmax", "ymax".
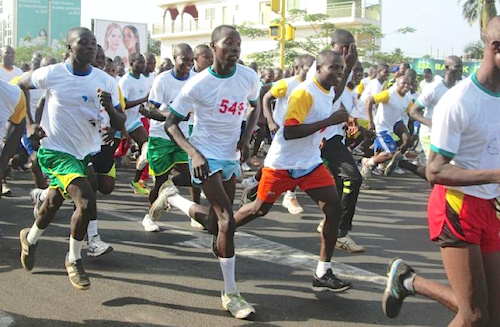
[
  {"xmin": 167, "ymin": 194, "xmax": 195, "ymax": 218},
  {"xmin": 39, "ymin": 188, "xmax": 48, "ymax": 202},
  {"xmin": 87, "ymin": 220, "xmax": 98, "ymax": 240},
  {"xmin": 26, "ymin": 222, "xmax": 45, "ymax": 245},
  {"xmin": 367, "ymin": 158, "xmax": 376, "ymax": 167},
  {"xmin": 403, "ymin": 273, "xmax": 416, "ymax": 294},
  {"xmin": 68, "ymin": 236, "xmax": 83, "ymax": 263},
  {"xmin": 219, "ymin": 256, "xmax": 238, "ymax": 295},
  {"xmin": 316, "ymin": 261, "xmax": 331, "ymax": 278}
]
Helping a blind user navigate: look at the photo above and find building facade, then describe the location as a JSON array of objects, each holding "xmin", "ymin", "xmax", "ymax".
[
  {"xmin": 152, "ymin": 0, "xmax": 382, "ymax": 63},
  {"xmin": 0, "ymin": 0, "xmax": 81, "ymax": 48}
]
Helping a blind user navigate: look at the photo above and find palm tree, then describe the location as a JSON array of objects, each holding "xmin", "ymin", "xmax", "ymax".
[{"xmin": 458, "ymin": 0, "xmax": 497, "ymax": 36}]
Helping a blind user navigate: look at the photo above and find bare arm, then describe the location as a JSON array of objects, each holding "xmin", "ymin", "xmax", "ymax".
[
  {"xmin": 139, "ymin": 102, "xmax": 168, "ymax": 122},
  {"xmin": 238, "ymin": 100, "xmax": 261, "ymax": 162},
  {"xmin": 124, "ymin": 94, "xmax": 149, "ymax": 110},
  {"xmin": 283, "ymin": 106, "xmax": 349, "ymax": 140},
  {"xmin": 17, "ymin": 72, "xmax": 45, "ymax": 141},
  {"xmin": 262, "ymin": 91, "xmax": 279, "ymax": 134},
  {"xmin": 98, "ymin": 90, "xmax": 126, "ymax": 131},
  {"xmin": 365, "ymin": 96, "xmax": 376, "ymax": 130},
  {"xmin": 409, "ymin": 102, "xmax": 432, "ymax": 127},
  {"xmin": 334, "ymin": 44, "xmax": 357, "ymax": 102},
  {"xmin": 0, "ymin": 120, "xmax": 25, "ymax": 198},
  {"xmin": 426, "ymin": 151, "xmax": 500, "ymax": 185}
]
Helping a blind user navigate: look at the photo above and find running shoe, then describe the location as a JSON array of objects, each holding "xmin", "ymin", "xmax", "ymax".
[
  {"xmin": 312, "ymin": 268, "xmax": 351, "ymax": 292},
  {"xmin": 20, "ymin": 228, "xmax": 37, "ymax": 271},
  {"xmin": 282, "ymin": 191, "xmax": 304, "ymax": 215},
  {"xmin": 131, "ymin": 181, "xmax": 149, "ymax": 195},
  {"xmin": 360, "ymin": 158, "xmax": 372, "ymax": 180},
  {"xmin": 87, "ymin": 235, "xmax": 113, "ymax": 257},
  {"xmin": 382, "ymin": 258, "xmax": 415, "ymax": 318},
  {"xmin": 316, "ymin": 220, "xmax": 324, "ymax": 233},
  {"xmin": 250, "ymin": 156, "xmax": 260, "ymax": 167},
  {"xmin": 142, "ymin": 214, "xmax": 160, "ymax": 232},
  {"xmin": 221, "ymin": 291, "xmax": 255, "ymax": 319},
  {"xmin": 393, "ymin": 167, "xmax": 405, "ymax": 175},
  {"xmin": 372, "ymin": 167, "xmax": 383, "ymax": 176},
  {"xmin": 30, "ymin": 188, "xmax": 43, "ymax": 219},
  {"xmin": 190, "ymin": 218, "xmax": 205, "ymax": 230},
  {"xmin": 241, "ymin": 162, "xmax": 252, "ymax": 172},
  {"xmin": 384, "ymin": 152, "xmax": 403, "ymax": 176},
  {"xmin": 335, "ymin": 234, "xmax": 365, "ymax": 253},
  {"xmin": 65, "ymin": 254, "xmax": 90, "ymax": 290},
  {"xmin": 2, "ymin": 182, "xmax": 12, "ymax": 196},
  {"xmin": 150, "ymin": 180, "xmax": 178, "ymax": 221}
]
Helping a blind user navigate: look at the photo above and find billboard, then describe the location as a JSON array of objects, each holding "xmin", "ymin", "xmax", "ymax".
[
  {"xmin": 93, "ymin": 19, "xmax": 148, "ymax": 68},
  {"xmin": 411, "ymin": 58, "xmax": 481, "ymax": 77},
  {"xmin": 17, "ymin": 0, "xmax": 81, "ymax": 48}
]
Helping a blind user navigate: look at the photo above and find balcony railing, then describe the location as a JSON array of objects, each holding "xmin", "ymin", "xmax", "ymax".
[{"xmin": 326, "ymin": 1, "xmax": 380, "ymax": 21}]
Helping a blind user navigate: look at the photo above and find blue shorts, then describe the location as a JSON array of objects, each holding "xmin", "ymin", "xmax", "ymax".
[
  {"xmin": 189, "ymin": 158, "xmax": 241, "ymax": 186},
  {"xmin": 374, "ymin": 131, "xmax": 398, "ymax": 154},
  {"xmin": 21, "ymin": 129, "xmax": 35, "ymax": 156},
  {"xmin": 114, "ymin": 119, "xmax": 143, "ymax": 138}
]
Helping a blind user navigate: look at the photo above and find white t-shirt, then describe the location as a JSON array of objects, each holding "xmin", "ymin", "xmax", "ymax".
[
  {"xmin": 170, "ymin": 64, "xmax": 260, "ymax": 160},
  {"xmin": 143, "ymin": 73, "xmax": 155, "ymax": 92},
  {"xmin": 373, "ymin": 89, "xmax": 413, "ymax": 133},
  {"xmin": 0, "ymin": 80, "xmax": 26, "ymax": 143},
  {"xmin": 416, "ymin": 80, "xmax": 450, "ymax": 137},
  {"xmin": 119, "ymin": 73, "xmax": 149, "ymax": 129},
  {"xmin": 323, "ymin": 86, "xmax": 357, "ymax": 141},
  {"xmin": 431, "ymin": 74, "xmax": 500, "ymax": 199},
  {"xmin": 148, "ymin": 70, "xmax": 193, "ymax": 140},
  {"xmin": 353, "ymin": 78, "xmax": 386, "ymax": 120},
  {"xmin": 31, "ymin": 63, "xmax": 121, "ymax": 159},
  {"xmin": 265, "ymin": 77, "xmax": 335, "ymax": 170},
  {"xmin": 0, "ymin": 64, "xmax": 23, "ymax": 82},
  {"xmin": 269, "ymin": 75, "xmax": 303, "ymax": 127}
]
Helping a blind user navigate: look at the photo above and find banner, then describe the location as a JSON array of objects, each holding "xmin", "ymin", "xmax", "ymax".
[
  {"xmin": 93, "ymin": 19, "xmax": 148, "ymax": 68},
  {"xmin": 411, "ymin": 58, "xmax": 481, "ymax": 77},
  {"xmin": 17, "ymin": 0, "xmax": 81, "ymax": 49}
]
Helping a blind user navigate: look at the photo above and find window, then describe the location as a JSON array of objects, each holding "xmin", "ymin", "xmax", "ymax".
[
  {"xmin": 287, "ymin": 0, "xmax": 300, "ymax": 10},
  {"xmin": 222, "ymin": 6, "xmax": 228, "ymax": 24},
  {"xmin": 259, "ymin": 1, "xmax": 272, "ymax": 25},
  {"xmin": 205, "ymin": 7, "xmax": 215, "ymax": 20}
]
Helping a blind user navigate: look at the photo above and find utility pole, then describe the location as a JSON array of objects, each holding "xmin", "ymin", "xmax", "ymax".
[{"xmin": 279, "ymin": 0, "xmax": 285, "ymax": 70}]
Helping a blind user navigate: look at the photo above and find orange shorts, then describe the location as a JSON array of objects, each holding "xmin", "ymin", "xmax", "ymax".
[{"xmin": 257, "ymin": 164, "xmax": 335, "ymax": 203}]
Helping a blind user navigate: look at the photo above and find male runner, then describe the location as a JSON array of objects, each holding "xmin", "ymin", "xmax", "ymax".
[
  {"xmin": 233, "ymin": 50, "xmax": 352, "ymax": 292},
  {"xmin": 162, "ymin": 25, "xmax": 261, "ymax": 318},
  {"xmin": 139, "ymin": 43, "xmax": 197, "ymax": 232},
  {"xmin": 192, "ymin": 44, "xmax": 213, "ymax": 73},
  {"xmin": 17, "ymin": 27, "xmax": 123, "ymax": 290},
  {"xmin": 382, "ymin": 17, "xmax": 500, "ymax": 326},
  {"xmin": 360, "ymin": 76, "xmax": 413, "ymax": 179},
  {"xmin": 0, "ymin": 46, "xmax": 23, "ymax": 82},
  {"xmin": 419, "ymin": 68, "xmax": 434, "ymax": 92},
  {"xmin": 117, "ymin": 53, "xmax": 150, "ymax": 194}
]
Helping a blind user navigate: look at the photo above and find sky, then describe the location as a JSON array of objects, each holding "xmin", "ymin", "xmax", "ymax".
[{"xmin": 81, "ymin": 0, "xmax": 483, "ymax": 58}]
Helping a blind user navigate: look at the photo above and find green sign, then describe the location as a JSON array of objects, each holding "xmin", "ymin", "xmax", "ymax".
[
  {"xmin": 411, "ymin": 58, "xmax": 481, "ymax": 77},
  {"xmin": 17, "ymin": 0, "xmax": 49, "ymax": 47},
  {"xmin": 17, "ymin": 0, "xmax": 81, "ymax": 49}
]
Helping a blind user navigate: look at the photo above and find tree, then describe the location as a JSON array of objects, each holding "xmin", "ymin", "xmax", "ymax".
[
  {"xmin": 147, "ymin": 32, "xmax": 161, "ymax": 55},
  {"xmin": 458, "ymin": 0, "xmax": 497, "ymax": 36},
  {"xmin": 463, "ymin": 40, "xmax": 484, "ymax": 59},
  {"xmin": 14, "ymin": 40, "xmax": 67, "ymax": 66}
]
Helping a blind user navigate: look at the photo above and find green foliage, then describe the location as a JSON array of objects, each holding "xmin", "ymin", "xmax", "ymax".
[
  {"xmin": 458, "ymin": 0, "xmax": 497, "ymax": 35},
  {"xmin": 147, "ymin": 32, "xmax": 161, "ymax": 55},
  {"xmin": 14, "ymin": 40, "xmax": 67, "ymax": 66},
  {"xmin": 233, "ymin": 25, "xmax": 267, "ymax": 38},
  {"xmin": 463, "ymin": 40, "xmax": 484, "ymax": 59},
  {"xmin": 373, "ymin": 48, "xmax": 411, "ymax": 66}
]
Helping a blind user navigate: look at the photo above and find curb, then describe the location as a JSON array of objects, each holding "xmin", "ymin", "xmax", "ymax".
[{"xmin": 0, "ymin": 310, "xmax": 14, "ymax": 327}]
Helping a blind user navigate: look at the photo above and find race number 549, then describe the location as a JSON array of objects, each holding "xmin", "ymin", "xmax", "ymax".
[{"xmin": 219, "ymin": 99, "xmax": 245, "ymax": 115}]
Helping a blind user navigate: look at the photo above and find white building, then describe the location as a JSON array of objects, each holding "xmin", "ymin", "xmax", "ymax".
[{"xmin": 152, "ymin": 0, "xmax": 382, "ymax": 64}]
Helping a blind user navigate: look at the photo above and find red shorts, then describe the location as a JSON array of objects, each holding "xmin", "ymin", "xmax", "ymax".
[
  {"xmin": 257, "ymin": 164, "xmax": 335, "ymax": 203},
  {"xmin": 428, "ymin": 184, "xmax": 500, "ymax": 253}
]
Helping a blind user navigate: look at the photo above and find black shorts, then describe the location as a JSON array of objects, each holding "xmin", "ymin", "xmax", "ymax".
[{"xmin": 90, "ymin": 145, "xmax": 115, "ymax": 175}]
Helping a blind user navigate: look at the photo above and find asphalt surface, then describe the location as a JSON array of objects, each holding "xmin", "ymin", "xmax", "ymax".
[{"xmin": 0, "ymin": 163, "xmax": 455, "ymax": 326}]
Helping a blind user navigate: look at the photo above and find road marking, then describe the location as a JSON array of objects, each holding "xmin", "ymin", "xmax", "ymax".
[
  {"xmin": 102, "ymin": 209, "xmax": 386, "ymax": 286},
  {"xmin": 0, "ymin": 310, "xmax": 14, "ymax": 327}
]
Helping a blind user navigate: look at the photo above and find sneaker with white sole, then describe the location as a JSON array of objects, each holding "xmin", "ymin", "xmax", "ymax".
[
  {"xmin": 360, "ymin": 158, "xmax": 372, "ymax": 180},
  {"xmin": 312, "ymin": 268, "xmax": 351, "ymax": 292},
  {"xmin": 384, "ymin": 151, "xmax": 403, "ymax": 176},
  {"xmin": 2, "ymin": 182, "xmax": 12, "ymax": 196},
  {"xmin": 241, "ymin": 162, "xmax": 251, "ymax": 172},
  {"xmin": 87, "ymin": 235, "xmax": 113, "ymax": 257},
  {"xmin": 142, "ymin": 214, "xmax": 160, "ymax": 232},
  {"xmin": 65, "ymin": 254, "xmax": 90, "ymax": 290},
  {"xmin": 382, "ymin": 258, "xmax": 415, "ymax": 318},
  {"xmin": 393, "ymin": 167, "xmax": 405, "ymax": 175},
  {"xmin": 336, "ymin": 234, "xmax": 365, "ymax": 253},
  {"xmin": 317, "ymin": 220, "xmax": 324, "ymax": 233},
  {"xmin": 282, "ymin": 191, "xmax": 304, "ymax": 215},
  {"xmin": 221, "ymin": 291, "xmax": 255, "ymax": 319},
  {"xmin": 149, "ymin": 180, "xmax": 179, "ymax": 221},
  {"xmin": 30, "ymin": 188, "xmax": 43, "ymax": 219},
  {"xmin": 190, "ymin": 218, "xmax": 205, "ymax": 230},
  {"xmin": 20, "ymin": 228, "xmax": 37, "ymax": 271}
]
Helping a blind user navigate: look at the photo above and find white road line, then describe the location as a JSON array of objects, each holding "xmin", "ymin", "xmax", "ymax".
[
  {"xmin": 0, "ymin": 310, "xmax": 14, "ymax": 327},
  {"xmin": 101, "ymin": 209, "xmax": 387, "ymax": 286}
]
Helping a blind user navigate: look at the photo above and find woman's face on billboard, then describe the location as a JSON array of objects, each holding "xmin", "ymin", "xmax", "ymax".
[
  {"xmin": 108, "ymin": 27, "xmax": 122, "ymax": 50},
  {"xmin": 123, "ymin": 27, "xmax": 138, "ymax": 52}
]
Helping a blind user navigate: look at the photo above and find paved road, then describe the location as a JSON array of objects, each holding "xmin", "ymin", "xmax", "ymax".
[{"xmin": 0, "ymin": 165, "xmax": 454, "ymax": 326}]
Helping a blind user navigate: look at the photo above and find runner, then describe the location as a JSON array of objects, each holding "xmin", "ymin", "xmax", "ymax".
[
  {"xmin": 360, "ymin": 75, "xmax": 413, "ymax": 179},
  {"xmin": 233, "ymin": 50, "xmax": 352, "ymax": 293},
  {"xmin": 117, "ymin": 53, "xmax": 150, "ymax": 195},
  {"xmin": 138, "ymin": 43, "xmax": 198, "ymax": 232},
  {"xmin": 0, "ymin": 80, "xmax": 27, "ymax": 198},
  {"xmin": 161, "ymin": 25, "xmax": 261, "ymax": 318},
  {"xmin": 17, "ymin": 27, "xmax": 124, "ymax": 290},
  {"xmin": 355, "ymin": 65, "xmax": 376, "ymax": 98},
  {"xmin": 382, "ymin": 17, "xmax": 500, "ymax": 326},
  {"xmin": 418, "ymin": 68, "xmax": 434, "ymax": 92},
  {"xmin": 192, "ymin": 44, "xmax": 213, "ymax": 73}
]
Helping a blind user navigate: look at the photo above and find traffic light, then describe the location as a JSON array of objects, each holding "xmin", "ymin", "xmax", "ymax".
[
  {"xmin": 270, "ymin": 0, "xmax": 281, "ymax": 13},
  {"xmin": 269, "ymin": 23, "xmax": 281, "ymax": 40},
  {"xmin": 285, "ymin": 24, "xmax": 296, "ymax": 41}
]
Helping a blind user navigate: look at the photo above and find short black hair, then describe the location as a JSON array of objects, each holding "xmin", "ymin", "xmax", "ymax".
[
  {"xmin": 211, "ymin": 25, "xmax": 237, "ymax": 43},
  {"xmin": 194, "ymin": 44, "xmax": 211, "ymax": 57},
  {"xmin": 377, "ymin": 63, "xmax": 389, "ymax": 73},
  {"xmin": 173, "ymin": 43, "xmax": 193, "ymax": 59},
  {"xmin": 129, "ymin": 53, "xmax": 143, "ymax": 64},
  {"xmin": 423, "ymin": 68, "xmax": 432, "ymax": 74}
]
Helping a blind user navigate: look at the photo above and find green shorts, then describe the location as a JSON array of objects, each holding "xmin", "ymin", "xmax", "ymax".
[
  {"xmin": 147, "ymin": 137, "xmax": 188, "ymax": 177},
  {"xmin": 37, "ymin": 148, "xmax": 89, "ymax": 198}
]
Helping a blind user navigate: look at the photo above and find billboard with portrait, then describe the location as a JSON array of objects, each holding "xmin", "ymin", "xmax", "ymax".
[{"xmin": 93, "ymin": 19, "xmax": 148, "ymax": 68}]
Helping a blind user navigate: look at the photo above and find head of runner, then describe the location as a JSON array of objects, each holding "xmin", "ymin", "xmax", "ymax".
[
  {"xmin": 93, "ymin": 44, "xmax": 106, "ymax": 69},
  {"xmin": 377, "ymin": 63, "xmax": 389, "ymax": 83},
  {"xmin": 210, "ymin": 25, "xmax": 241, "ymax": 76},
  {"xmin": 330, "ymin": 29, "xmax": 355, "ymax": 54},
  {"xmin": 1, "ymin": 45, "xmax": 15, "ymax": 69},
  {"xmin": 66, "ymin": 27, "xmax": 97, "ymax": 71},
  {"xmin": 395, "ymin": 75, "xmax": 411, "ymax": 97},
  {"xmin": 193, "ymin": 44, "xmax": 213, "ymax": 72},
  {"xmin": 173, "ymin": 43, "xmax": 194, "ymax": 79},
  {"xmin": 315, "ymin": 50, "xmax": 345, "ymax": 90},
  {"xmin": 144, "ymin": 52, "xmax": 157, "ymax": 75},
  {"xmin": 443, "ymin": 55, "xmax": 463, "ymax": 86}
]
